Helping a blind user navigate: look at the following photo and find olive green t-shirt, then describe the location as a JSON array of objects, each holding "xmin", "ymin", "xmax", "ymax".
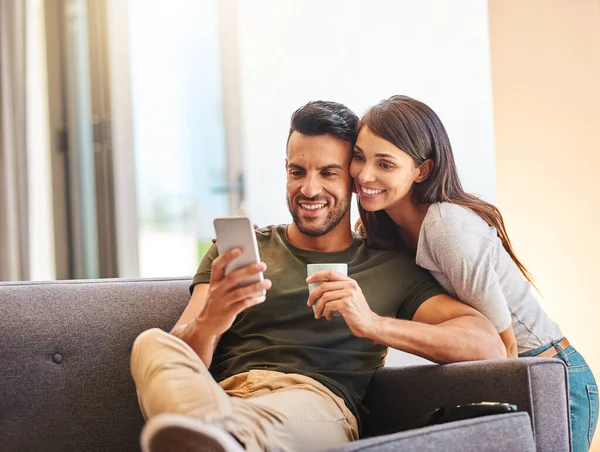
[{"xmin": 191, "ymin": 224, "xmax": 444, "ymax": 428}]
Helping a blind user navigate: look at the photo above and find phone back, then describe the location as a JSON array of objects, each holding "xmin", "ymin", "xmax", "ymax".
[{"xmin": 213, "ymin": 217, "xmax": 262, "ymax": 282}]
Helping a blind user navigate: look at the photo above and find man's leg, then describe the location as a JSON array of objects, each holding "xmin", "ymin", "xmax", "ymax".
[
  {"xmin": 222, "ymin": 370, "xmax": 359, "ymax": 451},
  {"xmin": 130, "ymin": 329, "xmax": 291, "ymax": 451},
  {"xmin": 130, "ymin": 329, "xmax": 357, "ymax": 451},
  {"xmin": 130, "ymin": 328, "xmax": 234, "ymax": 422},
  {"xmin": 248, "ymin": 389, "xmax": 356, "ymax": 451}
]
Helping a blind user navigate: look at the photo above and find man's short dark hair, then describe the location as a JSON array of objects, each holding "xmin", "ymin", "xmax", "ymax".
[{"xmin": 287, "ymin": 101, "xmax": 359, "ymax": 146}]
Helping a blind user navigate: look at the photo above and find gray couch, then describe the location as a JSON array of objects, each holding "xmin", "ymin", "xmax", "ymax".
[{"xmin": 0, "ymin": 278, "xmax": 571, "ymax": 451}]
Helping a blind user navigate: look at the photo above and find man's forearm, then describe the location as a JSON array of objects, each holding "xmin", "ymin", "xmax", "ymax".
[
  {"xmin": 170, "ymin": 320, "xmax": 218, "ymax": 367},
  {"xmin": 367, "ymin": 315, "xmax": 507, "ymax": 363}
]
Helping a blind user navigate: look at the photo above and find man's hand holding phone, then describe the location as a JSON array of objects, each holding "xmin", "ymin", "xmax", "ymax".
[{"xmin": 197, "ymin": 247, "xmax": 272, "ymax": 337}]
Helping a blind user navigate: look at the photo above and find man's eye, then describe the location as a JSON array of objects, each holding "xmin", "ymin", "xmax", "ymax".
[
  {"xmin": 322, "ymin": 172, "xmax": 336, "ymax": 177},
  {"xmin": 289, "ymin": 171, "xmax": 303, "ymax": 176}
]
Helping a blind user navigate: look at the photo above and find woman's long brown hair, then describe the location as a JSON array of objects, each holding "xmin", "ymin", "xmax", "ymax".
[{"xmin": 355, "ymin": 95, "xmax": 536, "ymax": 287}]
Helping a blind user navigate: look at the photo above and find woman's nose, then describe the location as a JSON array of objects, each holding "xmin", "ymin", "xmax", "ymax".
[{"xmin": 357, "ymin": 166, "xmax": 375, "ymax": 184}]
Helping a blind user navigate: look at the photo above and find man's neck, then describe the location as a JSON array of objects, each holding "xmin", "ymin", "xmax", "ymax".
[{"xmin": 286, "ymin": 218, "xmax": 354, "ymax": 253}]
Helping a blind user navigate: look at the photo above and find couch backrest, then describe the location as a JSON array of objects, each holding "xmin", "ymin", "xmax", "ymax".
[{"xmin": 0, "ymin": 278, "xmax": 191, "ymax": 452}]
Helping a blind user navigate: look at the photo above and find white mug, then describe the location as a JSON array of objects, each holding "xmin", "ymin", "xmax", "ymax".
[{"xmin": 307, "ymin": 263, "xmax": 348, "ymax": 315}]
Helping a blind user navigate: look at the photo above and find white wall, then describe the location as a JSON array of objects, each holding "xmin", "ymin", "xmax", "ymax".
[
  {"xmin": 489, "ymin": 5, "xmax": 600, "ymax": 451},
  {"xmin": 235, "ymin": 0, "xmax": 496, "ymax": 230},
  {"xmin": 232, "ymin": 0, "xmax": 496, "ymax": 366}
]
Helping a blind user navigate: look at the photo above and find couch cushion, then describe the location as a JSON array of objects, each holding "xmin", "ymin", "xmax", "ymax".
[{"xmin": 0, "ymin": 278, "xmax": 190, "ymax": 452}]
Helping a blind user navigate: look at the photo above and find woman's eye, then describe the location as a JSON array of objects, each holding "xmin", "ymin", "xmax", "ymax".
[
  {"xmin": 379, "ymin": 162, "xmax": 394, "ymax": 170},
  {"xmin": 352, "ymin": 154, "xmax": 365, "ymax": 161}
]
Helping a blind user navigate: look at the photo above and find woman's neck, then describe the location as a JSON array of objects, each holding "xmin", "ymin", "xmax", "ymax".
[{"xmin": 385, "ymin": 199, "xmax": 432, "ymax": 252}]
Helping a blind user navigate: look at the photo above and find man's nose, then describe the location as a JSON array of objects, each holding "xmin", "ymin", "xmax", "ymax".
[{"xmin": 301, "ymin": 175, "xmax": 322, "ymax": 198}]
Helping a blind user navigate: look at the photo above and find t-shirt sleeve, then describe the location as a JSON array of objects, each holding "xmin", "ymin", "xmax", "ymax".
[
  {"xmin": 189, "ymin": 244, "xmax": 219, "ymax": 294},
  {"xmin": 396, "ymin": 259, "xmax": 446, "ymax": 320},
  {"xmin": 424, "ymin": 218, "xmax": 512, "ymax": 333}
]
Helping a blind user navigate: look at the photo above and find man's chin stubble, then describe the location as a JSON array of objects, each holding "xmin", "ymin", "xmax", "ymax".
[
  {"xmin": 296, "ymin": 223, "xmax": 329, "ymax": 238},
  {"xmin": 295, "ymin": 213, "xmax": 344, "ymax": 238},
  {"xmin": 287, "ymin": 196, "xmax": 351, "ymax": 238}
]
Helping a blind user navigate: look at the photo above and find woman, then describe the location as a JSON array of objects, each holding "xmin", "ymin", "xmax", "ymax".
[{"xmin": 350, "ymin": 95, "xmax": 597, "ymax": 451}]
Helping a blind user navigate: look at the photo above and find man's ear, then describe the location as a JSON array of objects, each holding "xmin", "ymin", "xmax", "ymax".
[
  {"xmin": 415, "ymin": 159, "xmax": 434, "ymax": 183},
  {"xmin": 285, "ymin": 158, "xmax": 288, "ymax": 172}
]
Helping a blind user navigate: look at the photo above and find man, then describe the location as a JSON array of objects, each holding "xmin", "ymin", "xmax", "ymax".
[{"xmin": 131, "ymin": 101, "xmax": 506, "ymax": 452}]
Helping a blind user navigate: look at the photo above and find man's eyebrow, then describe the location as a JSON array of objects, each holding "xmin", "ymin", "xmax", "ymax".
[
  {"xmin": 287, "ymin": 163, "xmax": 305, "ymax": 170},
  {"xmin": 287, "ymin": 163, "xmax": 344, "ymax": 171},
  {"xmin": 318, "ymin": 164, "xmax": 344, "ymax": 171}
]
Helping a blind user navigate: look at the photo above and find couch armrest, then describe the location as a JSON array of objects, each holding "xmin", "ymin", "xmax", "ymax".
[
  {"xmin": 362, "ymin": 358, "xmax": 570, "ymax": 452},
  {"xmin": 335, "ymin": 412, "xmax": 535, "ymax": 452}
]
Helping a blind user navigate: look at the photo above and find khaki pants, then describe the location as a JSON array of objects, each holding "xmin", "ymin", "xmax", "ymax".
[{"xmin": 130, "ymin": 328, "xmax": 359, "ymax": 452}]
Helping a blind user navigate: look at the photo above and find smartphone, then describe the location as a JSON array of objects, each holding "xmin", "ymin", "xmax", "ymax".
[{"xmin": 213, "ymin": 216, "xmax": 264, "ymax": 294}]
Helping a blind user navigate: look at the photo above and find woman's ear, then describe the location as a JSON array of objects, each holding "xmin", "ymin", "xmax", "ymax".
[{"xmin": 415, "ymin": 159, "xmax": 434, "ymax": 183}]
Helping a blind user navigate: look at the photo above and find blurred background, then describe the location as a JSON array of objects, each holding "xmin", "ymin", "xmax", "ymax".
[
  {"xmin": 1, "ymin": 0, "xmax": 503, "ymax": 282},
  {"xmin": 1, "ymin": 1, "xmax": 599, "ymax": 444}
]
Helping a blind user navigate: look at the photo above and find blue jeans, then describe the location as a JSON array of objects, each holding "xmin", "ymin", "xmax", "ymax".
[{"xmin": 520, "ymin": 339, "xmax": 598, "ymax": 451}]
